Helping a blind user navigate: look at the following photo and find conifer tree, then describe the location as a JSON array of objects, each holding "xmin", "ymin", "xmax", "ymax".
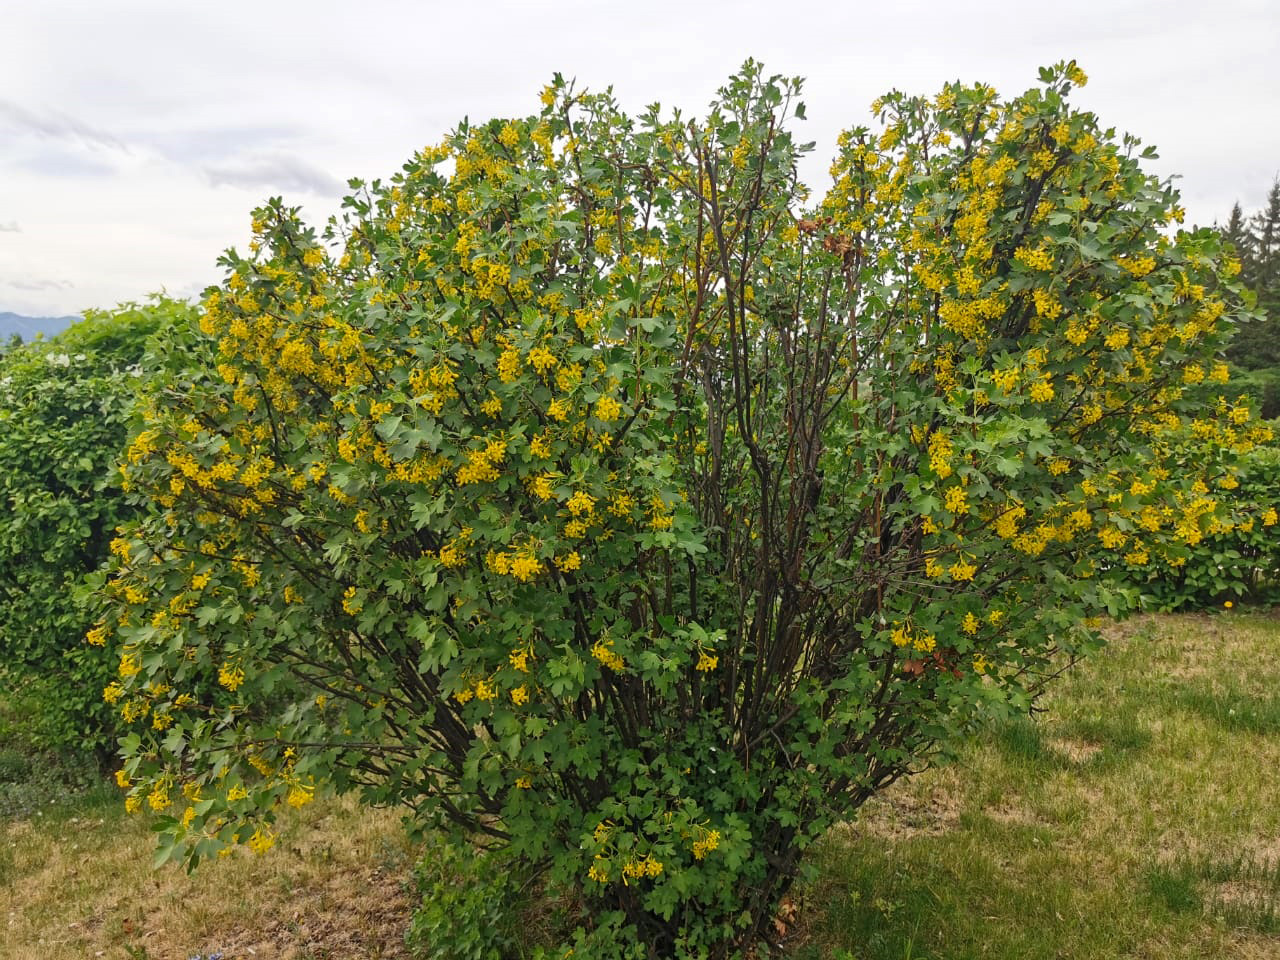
[{"xmin": 1223, "ymin": 179, "xmax": 1280, "ymax": 415}]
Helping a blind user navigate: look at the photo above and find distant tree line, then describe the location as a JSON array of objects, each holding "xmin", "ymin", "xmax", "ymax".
[{"xmin": 1219, "ymin": 177, "xmax": 1280, "ymax": 418}]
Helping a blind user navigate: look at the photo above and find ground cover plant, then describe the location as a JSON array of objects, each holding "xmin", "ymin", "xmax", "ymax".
[{"xmin": 95, "ymin": 60, "xmax": 1270, "ymax": 956}]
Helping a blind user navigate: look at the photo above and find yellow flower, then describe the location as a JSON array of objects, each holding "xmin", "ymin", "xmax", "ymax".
[
  {"xmin": 1029, "ymin": 378, "xmax": 1055, "ymax": 403},
  {"xmin": 1104, "ymin": 330, "xmax": 1130, "ymax": 350},
  {"xmin": 944, "ymin": 486, "xmax": 968, "ymax": 514},
  {"xmin": 692, "ymin": 828, "xmax": 721, "ymax": 860},
  {"xmin": 218, "ymin": 662, "xmax": 246, "ymax": 691},
  {"xmin": 510, "ymin": 549, "xmax": 543, "ymax": 582},
  {"xmin": 591, "ymin": 638, "xmax": 625, "ymax": 671},
  {"xmin": 594, "ymin": 394, "xmax": 622, "ymax": 422},
  {"xmin": 566, "ymin": 490, "xmax": 596, "ymax": 516},
  {"xmin": 1098, "ymin": 527, "xmax": 1126, "ymax": 549},
  {"xmin": 342, "ymin": 585, "xmax": 363, "ymax": 614},
  {"xmin": 527, "ymin": 345, "xmax": 558, "ymax": 375},
  {"xmin": 286, "ymin": 782, "xmax": 315, "ymax": 808},
  {"xmin": 992, "ymin": 368, "xmax": 1019, "ymax": 392},
  {"xmin": 530, "ymin": 473, "xmax": 556, "ymax": 501},
  {"xmin": 248, "ymin": 828, "xmax": 275, "ymax": 855},
  {"xmin": 497, "ymin": 347, "xmax": 522, "ymax": 383}
]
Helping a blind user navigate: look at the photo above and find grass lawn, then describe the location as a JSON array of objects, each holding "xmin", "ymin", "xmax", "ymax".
[
  {"xmin": 796, "ymin": 611, "xmax": 1280, "ymax": 959},
  {"xmin": 0, "ymin": 746, "xmax": 417, "ymax": 958},
  {"xmin": 3, "ymin": 611, "xmax": 1279, "ymax": 958}
]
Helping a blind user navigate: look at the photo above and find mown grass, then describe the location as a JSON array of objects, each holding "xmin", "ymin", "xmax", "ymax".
[
  {"xmin": 795, "ymin": 610, "xmax": 1280, "ymax": 959},
  {"xmin": 4, "ymin": 612, "xmax": 1280, "ymax": 958}
]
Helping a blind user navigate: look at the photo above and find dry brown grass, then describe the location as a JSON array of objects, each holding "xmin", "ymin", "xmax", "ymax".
[{"xmin": 2, "ymin": 795, "xmax": 417, "ymax": 960}]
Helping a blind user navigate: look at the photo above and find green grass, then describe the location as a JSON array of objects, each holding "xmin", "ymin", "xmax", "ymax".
[
  {"xmin": 6, "ymin": 612, "xmax": 1280, "ymax": 958},
  {"xmin": 796, "ymin": 610, "xmax": 1280, "ymax": 959}
]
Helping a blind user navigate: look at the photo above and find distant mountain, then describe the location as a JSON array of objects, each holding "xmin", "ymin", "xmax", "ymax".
[{"xmin": 0, "ymin": 312, "xmax": 81, "ymax": 341}]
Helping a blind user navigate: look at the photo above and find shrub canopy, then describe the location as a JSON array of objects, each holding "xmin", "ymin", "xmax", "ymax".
[{"xmin": 100, "ymin": 62, "xmax": 1268, "ymax": 955}]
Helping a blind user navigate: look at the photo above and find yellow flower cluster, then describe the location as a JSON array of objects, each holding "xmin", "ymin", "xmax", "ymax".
[
  {"xmin": 944, "ymin": 485, "xmax": 968, "ymax": 514},
  {"xmin": 218, "ymin": 662, "xmax": 246, "ymax": 691},
  {"xmin": 456, "ymin": 436, "xmax": 508, "ymax": 485},
  {"xmin": 927, "ymin": 431, "xmax": 954, "ymax": 479},
  {"xmin": 591, "ymin": 636, "xmax": 625, "ymax": 671},
  {"xmin": 890, "ymin": 622, "xmax": 936, "ymax": 653},
  {"xmin": 621, "ymin": 855, "xmax": 664, "ymax": 882},
  {"xmin": 1015, "ymin": 245, "xmax": 1054, "ymax": 272},
  {"xmin": 692, "ymin": 827, "xmax": 721, "ymax": 861},
  {"xmin": 248, "ymin": 828, "xmax": 275, "ymax": 855}
]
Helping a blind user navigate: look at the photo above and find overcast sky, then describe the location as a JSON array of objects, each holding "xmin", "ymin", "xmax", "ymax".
[{"xmin": 2, "ymin": 0, "xmax": 1277, "ymax": 318}]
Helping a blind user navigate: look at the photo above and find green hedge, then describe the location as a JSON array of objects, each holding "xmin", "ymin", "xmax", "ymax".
[{"xmin": 0, "ymin": 298, "xmax": 192, "ymax": 754}]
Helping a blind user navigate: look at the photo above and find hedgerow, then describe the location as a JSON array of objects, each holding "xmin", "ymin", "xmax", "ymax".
[{"xmin": 0, "ymin": 298, "xmax": 190, "ymax": 754}]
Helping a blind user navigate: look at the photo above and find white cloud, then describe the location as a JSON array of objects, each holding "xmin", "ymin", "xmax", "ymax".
[
  {"xmin": 205, "ymin": 152, "xmax": 343, "ymax": 196},
  {"xmin": 0, "ymin": 99, "xmax": 130, "ymax": 153},
  {"xmin": 8, "ymin": 277, "xmax": 73, "ymax": 292}
]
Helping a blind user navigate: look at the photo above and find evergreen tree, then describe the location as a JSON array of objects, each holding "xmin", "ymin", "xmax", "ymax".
[
  {"xmin": 1223, "ymin": 177, "xmax": 1280, "ymax": 417},
  {"xmin": 1222, "ymin": 201, "xmax": 1253, "ymax": 264},
  {"xmin": 1250, "ymin": 178, "xmax": 1280, "ymax": 316}
]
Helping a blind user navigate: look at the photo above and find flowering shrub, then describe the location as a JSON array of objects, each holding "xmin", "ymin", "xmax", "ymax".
[
  {"xmin": 99, "ymin": 62, "xmax": 1267, "ymax": 955},
  {"xmin": 1122, "ymin": 442, "xmax": 1280, "ymax": 609},
  {"xmin": 0, "ymin": 298, "xmax": 188, "ymax": 754}
]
